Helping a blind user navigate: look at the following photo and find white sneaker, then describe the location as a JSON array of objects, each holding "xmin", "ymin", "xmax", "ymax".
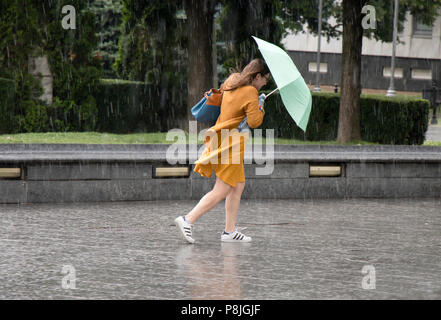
[
  {"xmin": 221, "ymin": 229, "xmax": 252, "ymax": 243},
  {"xmin": 174, "ymin": 216, "xmax": 195, "ymax": 244}
]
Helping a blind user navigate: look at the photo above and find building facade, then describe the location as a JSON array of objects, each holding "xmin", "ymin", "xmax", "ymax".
[{"xmin": 282, "ymin": 11, "xmax": 441, "ymax": 92}]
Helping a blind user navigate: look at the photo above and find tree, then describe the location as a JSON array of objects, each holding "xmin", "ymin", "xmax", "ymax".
[
  {"xmin": 115, "ymin": 0, "xmax": 187, "ymax": 131},
  {"xmin": 279, "ymin": 0, "xmax": 340, "ymax": 39},
  {"xmin": 280, "ymin": 0, "xmax": 441, "ymax": 143},
  {"xmin": 337, "ymin": 0, "xmax": 441, "ymax": 143},
  {"xmin": 87, "ymin": 0, "xmax": 123, "ymax": 78},
  {"xmin": 219, "ymin": 0, "xmax": 285, "ymax": 78},
  {"xmin": 337, "ymin": 0, "xmax": 367, "ymax": 143},
  {"xmin": 0, "ymin": 0, "xmax": 43, "ymax": 106},
  {"xmin": 184, "ymin": 0, "xmax": 217, "ymax": 132},
  {"xmin": 0, "ymin": 0, "xmax": 102, "ymax": 133},
  {"xmin": 115, "ymin": 0, "xmax": 288, "ymax": 132}
]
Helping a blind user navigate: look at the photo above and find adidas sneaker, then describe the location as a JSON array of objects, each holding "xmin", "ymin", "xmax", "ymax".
[
  {"xmin": 174, "ymin": 216, "xmax": 195, "ymax": 244},
  {"xmin": 221, "ymin": 229, "xmax": 252, "ymax": 243}
]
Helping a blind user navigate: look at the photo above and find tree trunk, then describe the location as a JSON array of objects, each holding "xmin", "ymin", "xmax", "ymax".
[
  {"xmin": 337, "ymin": 0, "xmax": 367, "ymax": 143},
  {"xmin": 185, "ymin": 0, "xmax": 216, "ymax": 133},
  {"xmin": 28, "ymin": 54, "xmax": 53, "ymax": 105}
]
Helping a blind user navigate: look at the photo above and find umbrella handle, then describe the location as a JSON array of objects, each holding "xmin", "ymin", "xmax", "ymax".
[{"xmin": 265, "ymin": 88, "xmax": 279, "ymax": 99}]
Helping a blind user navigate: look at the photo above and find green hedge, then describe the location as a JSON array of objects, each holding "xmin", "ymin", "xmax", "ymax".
[
  {"xmin": 260, "ymin": 91, "xmax": 429, "ymax": 145},
  {"xmin": 0, "ymin": 78, "xmax": 187, "ymax": 134},
  {"xmin": 360, "ymin": 94, "xmax": 429, "ymax": 145},
  {"xmin": 94, "ymin": 79, "xmax": 186, "ymax": 133},
  {"xmin": 0, "ymin": 77, "xmax": 16, "ymax": 133},
  {"xmin": 1, "ymin": 77, "xmax": 429, "ymax": 145}
]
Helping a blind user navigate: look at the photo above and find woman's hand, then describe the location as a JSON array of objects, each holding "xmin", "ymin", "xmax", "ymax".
[{"xmin": 258, "ymin": 93, "xmax": 266, "ymax": 111}]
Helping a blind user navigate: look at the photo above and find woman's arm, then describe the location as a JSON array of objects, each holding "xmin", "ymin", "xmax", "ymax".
[{"xmin": 244, "ymin": 97, "xmax": 265, "ymax": 128}]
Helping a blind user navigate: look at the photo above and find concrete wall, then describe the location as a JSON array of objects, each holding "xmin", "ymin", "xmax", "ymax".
[{"xmin": 1, "ymin": 160, "xmax": 440, "ymax": 203}]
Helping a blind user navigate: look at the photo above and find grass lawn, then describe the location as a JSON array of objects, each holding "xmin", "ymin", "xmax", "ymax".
[
  {"xmin": 423, "ymin": 141, "xmax": 441, "ymax": 146},
  {"xmin": 1, "ymin": 131, "xmax": 439, "ymax": 146},
  {"xmin": 0, "ymin": 132, "xmax": 169, "ymax": 144},
  {"xmin": 0, "ymin": 131, "xmax": 382, "ymax": 145}
]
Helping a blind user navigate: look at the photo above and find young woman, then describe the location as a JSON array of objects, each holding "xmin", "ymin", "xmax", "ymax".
[{"xmin": 175, "ymin": 58, "xmax": 270, "ymax": 243}]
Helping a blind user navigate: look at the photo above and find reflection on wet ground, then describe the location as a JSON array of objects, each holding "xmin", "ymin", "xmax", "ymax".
[{"xmin": 1, "ymin": 198, "xmax": 440, "ymax": 299}]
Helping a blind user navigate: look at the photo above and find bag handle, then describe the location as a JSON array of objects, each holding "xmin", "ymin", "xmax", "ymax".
[{"xmin": 204, "ymin": 88, "xmax": 223, "ymax": 99}]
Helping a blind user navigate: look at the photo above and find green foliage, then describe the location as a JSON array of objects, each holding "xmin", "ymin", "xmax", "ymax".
[
  {"xmin": 87, "ymin": 0, "xmax": 123, "ymax": 78},
  {"xmin": 218, "ymin": 0, "xmax": 285, "ymax": 80},
  {"xmin": 400, "ymin": 0, "xmax": 441, "ymax": 25},
  {"xmin": 0, "ymin": 77, "xmax": 16, "ymax": 133},
  {"xmin": 0, "ymin": 0, "xmax": 102, "ymax": 133},
  {"xmin": 115, "ymin": 0, "xmax": 186, "ymax": 83},
  {"xmin": 278, "ymin": 0, "xmax": 441, "ymax": 43},
  {"xmin": 47, "ymin": 96, "xmax": 98, "ymax": 132},
  {"xmin": 0, "ymin": 0, "xmax": 44, "ymax": 113},
  {"xmin": 2, "ymin": 0, "xmax": 438, "ymax": 137},
  {"xmin": 114, "ymin": 0, "xmax": 188, "ymax": 130},
  {"xmin": 20, "ymin": 100, "xmax": 48, "ymax": 133},
  {"xmin": 45, "ymin": 3, "xmax": 102, "ymax": 114},
  {"xmin": 94, "ymin": 79, "xmax": 186, "ymax": 133},
  {"xmin": 47, "ymin": 98, "xmax": 75, "ymax": 132},
  {"xmin": 261, "ymin": 91, "xmax": 429, "ymax": 145},
  {"xmin": 360, "ymin": 94, "xmax": 429, "ymax": 145},
  {"xmin": 279, "ymin": 0, "xmax": 341, "ymax": 40},
  {"xmin": 364, "ymin": 0, "xmax": 441, "ymax": 42}
]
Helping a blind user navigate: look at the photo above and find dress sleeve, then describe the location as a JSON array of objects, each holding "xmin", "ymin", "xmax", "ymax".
[{"xmin": 244, "ymin": 96, "xmax": 265, "ymax": 128}]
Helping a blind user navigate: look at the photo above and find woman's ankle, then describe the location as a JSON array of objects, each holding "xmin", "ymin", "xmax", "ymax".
[
  {"xmin": 184, "ymin": 215, "xmax": 194, "ymax": 224},
  {"xmin": 224, "ymin": 227, "xmax": 235, "ymax": 233}
]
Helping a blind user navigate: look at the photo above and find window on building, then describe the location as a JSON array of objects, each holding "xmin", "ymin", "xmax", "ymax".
[
  {"xmin": 411, "ymin": 69, "xmax": 432, "ymax": 80},
  {"xmin": 383, "ymin": 67, "xmax": 403, "ymax": 78},
  {"xmin": 413, "ymin": 16, "xmax": 432, "ymax": 37},
  {"xmin": 308, "ymin": 62, "xmax": 328, "ymax": 73}
]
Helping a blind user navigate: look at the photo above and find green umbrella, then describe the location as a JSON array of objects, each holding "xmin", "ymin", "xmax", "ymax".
[{"xmin": 253, "ymin": 36, "xmax": 312, "ymax": 132}]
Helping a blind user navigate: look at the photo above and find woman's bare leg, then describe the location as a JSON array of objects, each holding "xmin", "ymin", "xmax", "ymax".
[
  {"xmin": 185, "ymin": 177, "xmax": 232, "ymax": 224},
  {"xmin": 224, "ymin": 182, "xmax": 245, "ymax": 232}
]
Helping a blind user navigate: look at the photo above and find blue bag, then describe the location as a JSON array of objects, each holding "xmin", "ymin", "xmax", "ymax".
[{"xmin": 191, "ymin": 89, "xmax": 222, "ymax": 122}]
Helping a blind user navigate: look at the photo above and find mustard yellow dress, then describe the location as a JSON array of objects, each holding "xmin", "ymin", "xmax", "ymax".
[{"xmin": 194, "ymin": 85, "xmax": 265, "ymax": 187}]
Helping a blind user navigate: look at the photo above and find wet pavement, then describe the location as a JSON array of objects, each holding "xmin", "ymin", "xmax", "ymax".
[
  {"xmin": 425, "ymin": 110, "xmax": 441, "ymax": 142},
  {"xmin": 1, "ymin": 198, "xmax": 441, "ymax": 300},
  {"xmin": 426, "ymin": 123, "xmax": 441, "ymax": 142}
]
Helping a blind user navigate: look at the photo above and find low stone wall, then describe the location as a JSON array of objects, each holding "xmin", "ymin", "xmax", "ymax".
[{"xmin": 1, "ymin": 144, "xmax": 440, "ymax": 203}]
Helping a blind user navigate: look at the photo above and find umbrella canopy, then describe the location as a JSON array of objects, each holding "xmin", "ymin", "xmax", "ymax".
[{"xmin": 252, "ymin": 36, "xmax": 312, "ymax": 132}]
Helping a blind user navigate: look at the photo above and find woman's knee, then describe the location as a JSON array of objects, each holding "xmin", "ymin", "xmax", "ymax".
[
  {"xmin": 213, "ymin": 178, "xmax": 233, "ymax": 199},
  {"xmin": 227, "ymin": 182, "xmax": 245, "ymax": 198},
  {"xmin": 234, "ymin": 182, "xmax": 245, "ymax": 195}
]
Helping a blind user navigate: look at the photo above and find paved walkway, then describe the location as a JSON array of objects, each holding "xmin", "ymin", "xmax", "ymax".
[
  {"xmin": 425, "ymin": 110, "xmax": 441, "ymax": 142},
  {"xmin": 426, "ymin": 123, "xmax": 441, "ymax": 142},
  {"xmin": 1, "ymin": 198, "xmax": 441, "ymax": 299}
]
